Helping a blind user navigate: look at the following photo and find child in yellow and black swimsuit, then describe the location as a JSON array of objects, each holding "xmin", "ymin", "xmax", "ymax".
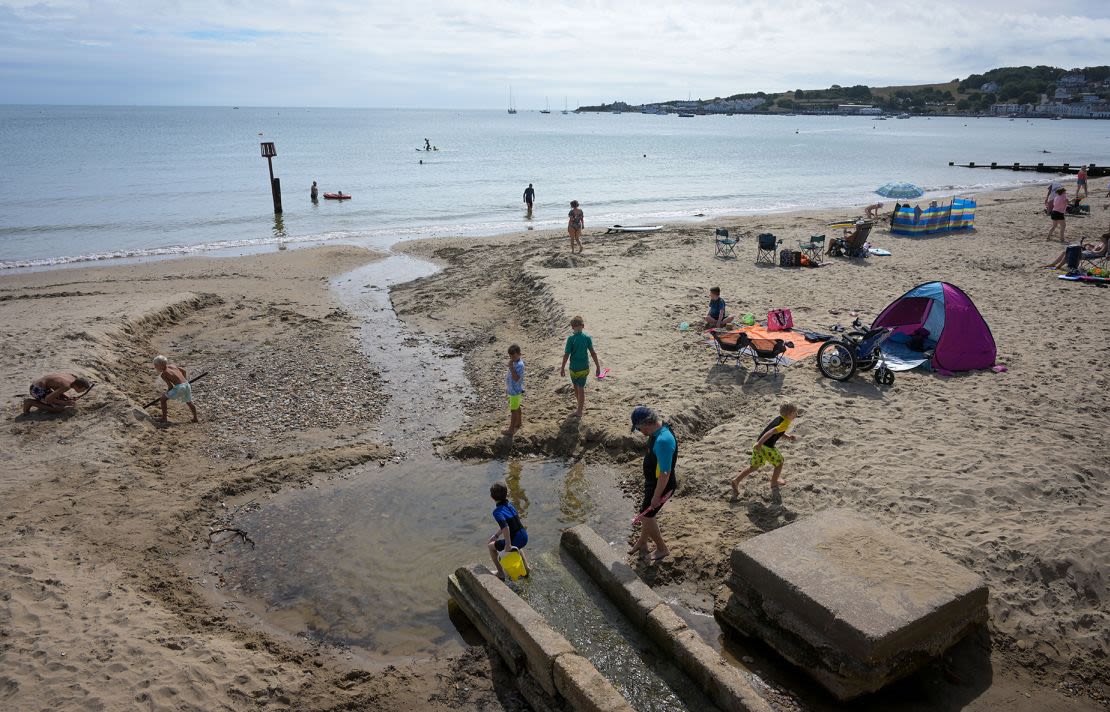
[{"xmin": 730, "ymin": 403, "xmax": 798, "ymax": 495}]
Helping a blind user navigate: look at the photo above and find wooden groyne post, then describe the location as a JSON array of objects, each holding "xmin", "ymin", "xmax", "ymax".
[{"xmin": 261, "ymin": 141, "xmax": 283, "ymax": 215}]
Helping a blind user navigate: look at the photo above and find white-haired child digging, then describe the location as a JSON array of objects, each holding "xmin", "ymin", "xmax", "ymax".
[{"xmin": 153, "ymin": 355, "xmax": 198, "ymax": 423}]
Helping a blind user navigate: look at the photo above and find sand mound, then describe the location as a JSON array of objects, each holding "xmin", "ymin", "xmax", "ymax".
[{"xmin": 541, "ymin": 253, "xmax": 593, "ymax": 268}]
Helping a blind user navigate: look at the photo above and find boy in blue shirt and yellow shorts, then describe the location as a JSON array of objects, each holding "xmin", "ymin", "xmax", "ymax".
[{"xmin": 560, "ymin": 316, "xmax": 601, "ymax": 418}]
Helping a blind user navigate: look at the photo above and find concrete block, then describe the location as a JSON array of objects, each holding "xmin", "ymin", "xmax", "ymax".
[
  {"xmin": 560, "ymin": 525, "xmax": 663, "ymax": 627},
  {"xmin": 643, "ymin": 602, "xmax": 689, "ymax": 656},
  {"xmin": 455, "ymin": 564, "xmax": 575, "ymax": 697},
  {"xmin": 447, "ymin": 573, "xmax": 524, "ymax": 675},
  {"xmin": 671, "ymin": 629, "xmax": 776, "ymax": 712},
  {"xmin": 553, "ymin": 654, "xmax": 636, "ymax": 712},
  {"xmin": 720, "ymin": 508, "xmax": 988, "ymax": 699}
]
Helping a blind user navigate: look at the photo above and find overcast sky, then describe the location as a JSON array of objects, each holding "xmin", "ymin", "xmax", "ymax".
[{"xmin": 1, "ymin": 0, "xmax": 1108, "ymax": 108}]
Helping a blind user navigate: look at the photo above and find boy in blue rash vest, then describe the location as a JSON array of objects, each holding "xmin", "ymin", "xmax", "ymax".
[
  {"xmin": 487, "ymin": 481, "xmax": 529, "ymax": 580},
  {"xmin": 503, "ymin": 344, "xmax": 524, "ymax": 436},
  {"xmin": 628, "ymin": 406, "xmax": 677, "ymax": 562},
  {"xmin": 560, "ymin": 315, "xmax": 601, "ymax": 418},
  {"xmin": 730, "ymin": 403, "xmax": 798, "ymax": 496},
  {"xmin": 703, "ymin": 286, "xmax": 735, "ymax": 329}
]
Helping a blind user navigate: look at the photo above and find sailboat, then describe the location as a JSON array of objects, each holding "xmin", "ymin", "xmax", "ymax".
[
  {"xmin": 540, "ymin": 97, "xmax": 551, "ymax": 114},
  {"xmin": 507, "ymin": 87, "xmax": 517, "ymax": 115},
  {"xmin": 562, "ymin": 97, "xmax": 569, "ymax": 115}
]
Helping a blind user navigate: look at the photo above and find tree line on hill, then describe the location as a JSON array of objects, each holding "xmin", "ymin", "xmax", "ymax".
[{"xmin": 579, "ymin": 65, "xmax": 1110, "ymax": 115}]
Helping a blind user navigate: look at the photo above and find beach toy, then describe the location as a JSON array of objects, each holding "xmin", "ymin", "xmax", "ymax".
[
  {"xmin": 597, "ymin": 367, "xmax": 611, "ymax": 380},
  {"xmin": 678, "ymin": 322, "xmax": 690, "ymax": 331},
  {"xmin": 741, "ymin": 313, "xmax": 756, "ymax": 326},
  {"xmin": 632, "ymin": 491, "xmax": 673, "ymax": 524},
  {"xmin": 500, "ymin": 549, "xmax": 527, "ymax": 581}
]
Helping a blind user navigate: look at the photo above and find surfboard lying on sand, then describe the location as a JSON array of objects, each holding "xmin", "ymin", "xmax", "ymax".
[{"xmin": 605, "ymin": 225, "xmax": 663, "ymax": 233}]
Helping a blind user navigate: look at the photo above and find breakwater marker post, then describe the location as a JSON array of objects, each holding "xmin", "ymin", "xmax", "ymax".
[{"xmin": 260, "ymin": 141, "xmax": 283, "ymax": 214}]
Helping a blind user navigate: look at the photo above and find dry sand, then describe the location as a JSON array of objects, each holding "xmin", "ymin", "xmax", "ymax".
[
  {"xmin": 0, "ymin": 247, "xmax": 522, "ymax": 711},
  {"xmin": 1, "ymin": 186, "xmax": 1107, "ymax": 711},
  {"xmin": 392, "ymin": 185, "xmax": 1108, "ymax": 708}
]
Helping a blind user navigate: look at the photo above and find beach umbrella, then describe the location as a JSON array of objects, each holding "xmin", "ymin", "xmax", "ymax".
[{"xmin": 876, "ymin": 182, "xmax": 925, "ymax": 199}]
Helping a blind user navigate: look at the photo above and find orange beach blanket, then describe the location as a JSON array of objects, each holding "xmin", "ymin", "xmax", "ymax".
[{"xmin": 709, "ymin": 325, "xmax": 823, "ymax": 364}]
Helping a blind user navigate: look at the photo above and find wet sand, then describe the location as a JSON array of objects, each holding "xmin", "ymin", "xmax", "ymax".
[{"xmin": 1, "ymin": 186, "xmax": 1107, "ymax": 710}]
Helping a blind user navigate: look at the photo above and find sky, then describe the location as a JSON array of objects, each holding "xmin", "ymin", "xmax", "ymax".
[{"xmin": 1, "ymin": 0, "xmax": 1108, "ymax": 108}]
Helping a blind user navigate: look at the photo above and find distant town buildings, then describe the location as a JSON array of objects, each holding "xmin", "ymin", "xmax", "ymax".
[
  {"xmin": 990, "ymin": 73, "xmax": 1110, "ymax": 118},
  {"xmin": 837, "ymin": 104, "xmax": 882, "ymax": 115}
]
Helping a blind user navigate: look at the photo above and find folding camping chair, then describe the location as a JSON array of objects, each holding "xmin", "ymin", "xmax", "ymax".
[
  {"xmin": 714, "ymin": 228, "xmax": 738, "ymax": 259},
  {"xmin": 711, "ymin": 331, "xmax": 793, "ymax": 375},
  {"xmin": 828, "ymin": 222, "xmax": 872, "ymax": 258},
  {"xmin": 798, "ymin": 234, "xmax": 825, "ymax": 265},
  {"xmin": 755, "ymin": 233, "xmax": 780, "ymax": 265}
]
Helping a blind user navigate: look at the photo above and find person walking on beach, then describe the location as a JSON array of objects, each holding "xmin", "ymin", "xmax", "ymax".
[
  {"xmin": 523, "ymin": 183, "xmax": 535, "ymax": 217},
  {"xmin": 310, "ymin": 181, "xmax": 318, "ymax": 202},
  {"xmin": 704, "ymin": 286, "xmax": 735, "ymax": 329},
  {"xmin": 1044, "ymin": 181, "xmax": 1063, "ymax": 212},
  {"xmin": 567, "ymin": 200, "xmax": 584, "ymax": 253},
  {"xmin": 730, "ymin": 404, "xmax": 798, "ymax": 496},
  {"xmin": 629, "ymin": 407, "xmax": 677, "ymax": 563},
  {"xmin": 1047, "ymin": 187, "xmax": 1069, "ymax": 242},
  {"xmin": 1076, "ymin": 166, "xmax": 1088, "ymax": 198},
  {"xmin": 22, "ymin": 373, "xmax": 92, "ymax": 415},
  {"xmin": 154, "ymin": 355, "xmax": 198, "ymax": 423},
  {"xmin": 486, "ymin": 481, "xmax": 529, "ymax": 580},
  {"xmin": 560, "ymin": 316, "xmax": 601, "ymax": 418},
  {"xmin": 503, "ymin": 344, "xmax": 524, "ymax": 436}
]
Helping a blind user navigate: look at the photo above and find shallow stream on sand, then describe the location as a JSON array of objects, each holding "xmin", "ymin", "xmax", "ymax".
[{"xmin": 201, "ymin": 250, "xmax": 722, "ymax": 710}]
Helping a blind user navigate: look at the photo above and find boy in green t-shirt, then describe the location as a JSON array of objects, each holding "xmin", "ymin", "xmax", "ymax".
[{"xmin": 560, "ymin": 315, "xmax": 601, "ymax": 418}]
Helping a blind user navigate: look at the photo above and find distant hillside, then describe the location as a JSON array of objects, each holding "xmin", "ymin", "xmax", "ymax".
[{"xmin": 578, "ymin": 65, "xmax": 1110, "ymax": 116}]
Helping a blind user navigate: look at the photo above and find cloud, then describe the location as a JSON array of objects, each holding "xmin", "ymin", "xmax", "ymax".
[{"xmin": 0, "ymin": 0, "xmax": 1107, "ymax": 106}]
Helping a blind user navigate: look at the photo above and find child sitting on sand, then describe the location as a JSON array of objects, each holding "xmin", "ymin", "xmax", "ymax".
[
  {"xmin": 154, "ymin": 355, "xmax": 198, "ymax": 423},
  {"xmin": 703, "ymin": 286, "xmax": 735, "ymax": 329},
  {"xmin": 730, "ymin": 403, "xmax": 798, "ymax": 495},
  {"xmin": 503, "ymin": 344, "xmax": 524, "ymax": 436},
  {"xmin": 560, "ymin": 316, "xmax": 601, "ymax": 418},
  {"xmin": 486, "ymin": 481, "xmax": 529, "ymax": 580}
]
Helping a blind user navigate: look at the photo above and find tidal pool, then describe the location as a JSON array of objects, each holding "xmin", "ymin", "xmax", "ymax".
[{"xmin": 210, "ymin": 457, "xmax": 633, "ymax": 659}]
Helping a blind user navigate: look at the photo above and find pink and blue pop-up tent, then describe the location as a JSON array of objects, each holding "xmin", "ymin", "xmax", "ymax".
[{"xmin": 872, "ymin": 281, "xmax": 996, "ymax": 372}]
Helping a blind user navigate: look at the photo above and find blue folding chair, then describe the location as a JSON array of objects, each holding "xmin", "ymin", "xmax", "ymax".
[{"xmin": 714, "ymin": 228, "xmax": 737, "ymax": 259}]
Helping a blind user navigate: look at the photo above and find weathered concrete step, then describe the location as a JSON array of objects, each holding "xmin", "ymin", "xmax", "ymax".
[
  {"xmin": 561, "ymin": 524, "xmax": 775, "ymax": 712},
  {"xmin": 715, "ymin": 508, "xmax": 988, "ymax": 700},
  {"xmin": 449, "ymin": 564, "xmax": 634, "ymax": 711}
]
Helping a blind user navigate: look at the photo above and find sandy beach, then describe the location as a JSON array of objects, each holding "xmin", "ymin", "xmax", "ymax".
[{"xmin": 1, "ymin": 185, "xmax": 1107, "ymax": 710}]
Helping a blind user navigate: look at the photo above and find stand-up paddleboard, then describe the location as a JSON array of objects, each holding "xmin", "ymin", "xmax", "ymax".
[
  {"xmin": 605, "ymin": 225, "xmax": 663, "ymax": 234},
  {"xmin": 323, "ymin": 193, "xmax": 351, "ymax": 200}
]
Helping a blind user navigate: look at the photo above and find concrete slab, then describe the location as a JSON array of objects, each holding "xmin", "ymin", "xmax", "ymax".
[
  {"xmin": 553, "ymin": 654, "xmax": 636, "ymax": 712},
  {"xmin": 671, "ymin": 629, "xmax": 776, "ymax": 712},
  {"xmin": 719, "ymin": 508, "xmax": 988, "ymax": 699},
  {"xmin": 455, "ymin": 564, "xmax": 575, "ymax": 697}
]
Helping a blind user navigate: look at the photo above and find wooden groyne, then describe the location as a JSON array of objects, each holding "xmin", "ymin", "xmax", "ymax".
[{"xmin": 949, "ymin": 161, "xmax": 1108, "ymax": 177}]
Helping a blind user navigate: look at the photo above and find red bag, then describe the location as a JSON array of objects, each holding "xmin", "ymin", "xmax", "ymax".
[{"xmin": 767, "ymin": 309, "xmax": 793, "ymax": 331}]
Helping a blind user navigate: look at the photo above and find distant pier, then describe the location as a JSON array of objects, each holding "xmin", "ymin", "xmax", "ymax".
[{"xmin": 949, "ymin": 161, "xmax": 1107, "ymax": 178}]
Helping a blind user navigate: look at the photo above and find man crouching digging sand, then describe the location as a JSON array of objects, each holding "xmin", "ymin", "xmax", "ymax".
[
  {"xmin": 22, "ymin": 372, "xmax": 92, "ymax": 415},
  {"xmin": 154, "ymin": 355, "xmax": 198, "ymax": 423}
]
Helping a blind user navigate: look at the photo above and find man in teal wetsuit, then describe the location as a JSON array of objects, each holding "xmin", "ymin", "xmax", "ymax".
[{"xmin": 628, "ymin": 406, "xmax": 677, "ymax": 562}]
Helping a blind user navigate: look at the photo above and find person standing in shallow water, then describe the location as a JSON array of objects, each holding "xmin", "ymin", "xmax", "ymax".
[
  {"xmin": 523, "ymin": 183, "xmax": 535, "ymax": 218},
  {"xmin": 567, "ymin": 200, "xmax": 584, "ymax": 253},
  {"xmin": 310, "ymin": 181, "xmax": 318, "ymax": 202},
  {"xmin": 628, "ymin": 406, "xmax": 677, "ymax": 562}
]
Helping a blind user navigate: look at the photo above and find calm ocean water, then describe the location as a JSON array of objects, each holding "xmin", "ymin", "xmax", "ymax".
[{"xmin": 1, "ymin": 106, "xmax": 1107, "ymax": 269}]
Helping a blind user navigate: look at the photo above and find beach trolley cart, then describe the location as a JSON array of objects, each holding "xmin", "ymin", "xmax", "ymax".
[{"xmin": 817, "ymin": 324, "xmax": 896, "ymax": 385}]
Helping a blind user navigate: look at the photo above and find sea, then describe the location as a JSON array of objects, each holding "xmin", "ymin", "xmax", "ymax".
[{"xmin": 1, "ymin": 106, "xmax": 1107, "ymax": 270}]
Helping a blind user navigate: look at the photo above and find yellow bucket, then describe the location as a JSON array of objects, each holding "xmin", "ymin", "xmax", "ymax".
[{"xmin": 500, "ymin": 550, "xmax": 526, "ymax": 581}]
